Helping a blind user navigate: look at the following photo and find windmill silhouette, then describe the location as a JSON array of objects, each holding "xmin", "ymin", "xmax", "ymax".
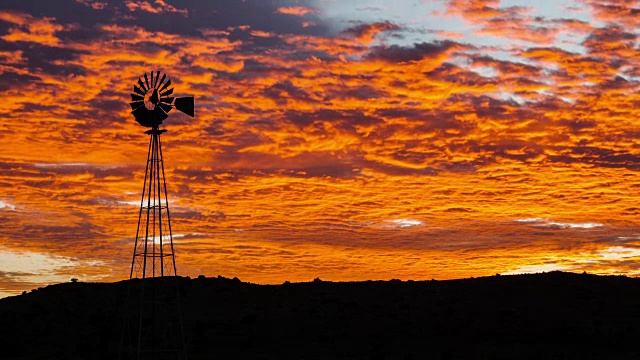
[{"xmin": 120, "ymin": 71, "xmax": 194, "ymax": 360}]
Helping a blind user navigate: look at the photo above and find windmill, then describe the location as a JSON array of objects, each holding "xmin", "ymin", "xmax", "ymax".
[
  {"xmin": 120, "ymin": 71, "xmax": 193, "ymax": 360},
  {"xmin": 130, "ymin": 71, "xmax": 194, "ymax": 128}
]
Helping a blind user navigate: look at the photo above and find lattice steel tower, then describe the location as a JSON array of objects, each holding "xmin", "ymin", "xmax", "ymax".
[{"xmin": 120, "ymin": 71, "xmax": 194, "ymax": 360}]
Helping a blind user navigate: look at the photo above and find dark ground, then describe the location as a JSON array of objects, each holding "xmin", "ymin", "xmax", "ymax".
[{"xmin": 1, "ymin": 271, "xmax": 640, "ymax": 359}]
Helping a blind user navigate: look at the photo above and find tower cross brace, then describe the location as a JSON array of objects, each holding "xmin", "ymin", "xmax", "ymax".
[{"xmin": 130, "ymin": 127, "xmax": 177, "ymax": 279}]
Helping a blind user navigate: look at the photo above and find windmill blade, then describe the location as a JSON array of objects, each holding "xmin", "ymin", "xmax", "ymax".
[
  {"xmin": 131, "ymin": 93, "xmax": 144, "ymax": 101},
  {"xmin": 129, "ymin": 101, "xmax": 144, "ymax": 110},
  {"xmin": 133, "ymin": 85, "xmax": 145, "ymax": 96},
  {"xmin": 160, "ymin": 97, "xmax": 174, "ymax": 104},
  {"xmin": 144, "ymin": 73, "xmax": 150, "ymax": 89},
  {"xmin": 158, "ymin": 102, "xmax": 173, "ymax": 114},
  {"xmin": 153, "ymin": 106, "xmax": 169, "ymax": 123},
  {"xmin": 157, "ymin": 73, "xmax": 167, "ymax": 88},
  {"xmin": 150, "ymin": 72, "xmax": 155, "ymax": 89},
  {"xmin": 174, "ymin": 96, "xmax": 194, "ymax": 117},
  {"xmin": 137, "ymin": 78, "xmax": 147, "ymax": 92},
  {"xmin": 161, "ymin": 88, "xmax": 174, "ymax": 96},
  {"xmin": 159, "ymin": 79, "xmax": 171, "ymax": 92},
  {"xmin": 132, "ymin": 105, "xmax": 154, "ymax": 127},
  {"xmin": 154, "ymin": 71, "xmax": 161, "ymax": 87}
]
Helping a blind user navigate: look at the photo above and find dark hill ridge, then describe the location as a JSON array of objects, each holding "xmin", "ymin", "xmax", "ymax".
[{"xmin": 2, "ymin": 271, "xmax": 640, "ymax": 359}]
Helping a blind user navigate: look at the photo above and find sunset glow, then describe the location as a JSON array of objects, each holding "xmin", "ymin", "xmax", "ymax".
[{"xmin": 2, "ymin": 0, "xmax": 640, "ymax": 298}]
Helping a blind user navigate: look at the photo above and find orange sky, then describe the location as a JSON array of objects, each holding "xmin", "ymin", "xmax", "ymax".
[{"xmin": 2, "ymin": 0, "xmax": 640, "ymax": 298}]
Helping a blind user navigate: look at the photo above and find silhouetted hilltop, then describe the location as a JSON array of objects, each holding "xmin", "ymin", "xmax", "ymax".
[{"xmin": 2, "ymin": 271, "xmax": 640, "ymax": 359}]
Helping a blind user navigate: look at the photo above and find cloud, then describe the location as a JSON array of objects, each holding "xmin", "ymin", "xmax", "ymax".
[
  {"xmin": 445, "ymin": 0, "xmax": 530, "ymax": 24},
  {"xmin": 341, "ymin": 21, "xmax": 400, "ymax": 44},
  {"xmin": 597, "ymin": 246, "xmax": 640, "ymax": 260},
  {"xmin": 503, "ymin": 263, "xmax": 573, "ymax": 275},
  {"xmin": 0, "ymin": 11, "xmax": 65, "ymax": 45},
  {"xmin": 515, "ymin": 218, "xmax": 604, "ymax": 229},
  {"xmin": 0, "ymin": 201, "xmax": 16, "ymax": 211},
  {"xmin": 125, "ymin": 0, "xmax": 188, "ymax": 17},
  {"xmin": 276, "ymin": 6, "xmax": 318, "ymax": 17},
  {"xmin": 445, "ymin": 0, "xmax": 593, "ymax": 45},
  {"xmin": 367, "ymin": 40, "xmax": 462, "ymax": 63},
  {"xmin": 586, "ymin": 0, "xmax": 640, "ymax": 27},
  {"xmin": 385, "ymin": 219, "xmax": 424, "ymax": 228},
  {"xmin": 582, "ymin": 25, "xmax": 636, "ymax": 56},
  {"xmin": 0, "ymin": 248, "xmax": 110, "ymax": 296},
  {"xmin": 75, "ymin": 0, "xmax": 108, "ymax": 10},
  {"xmin": 263, "ymin": 80, "xmax": 315, "ymax": 106}
]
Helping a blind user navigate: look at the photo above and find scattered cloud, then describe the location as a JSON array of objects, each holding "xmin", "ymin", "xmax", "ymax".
[
  {"xmin": 276, "ymin": 6, "xmax": 318, "ymax": 17},
  {"xmin": 341, "ymin": 21, "xmax": 400, "ymax": 44},
  {"xmin": 75, "ymin": 0, "xmax": 107, "ymax": 10},
  {"xmin": 385, "ymin": 219, "xmax": 424, "ymax": 228},
  {"xmin": 124, "ymin": 0, "xmax": 188, "ymax": 17},
  {"xmin": 515, "ymin": 218, "xmax": 544, "ymax": 224},
  {"xmin": 0, "ymin": 201, "xmax": 16, "ymax": 211},
  {"xmin": 0, "ymin": 11, "xmax": 65, "ymax": 45},
  {"xmin": 503, "ymin": 263, "xmax": 573, "ymax": 275},
  {"xmin": 0, "ymin": 248, "xmax": 110, "ymax": 296},
  {"xmin": 542, "ymin": 222, "xmax": 604, "ymax": 229},
  {"xmin": 515, "ymin": 218, "xmax": 604, "ymax": 229},
  {"xmin": 597, "ymin": 246, "xmax": 640, "ymax": 260}
]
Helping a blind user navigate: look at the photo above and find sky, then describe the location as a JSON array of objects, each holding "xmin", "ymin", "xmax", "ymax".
[{"xmin": 2, "ymin": 0, "xmax": 640, "ymax": 298}]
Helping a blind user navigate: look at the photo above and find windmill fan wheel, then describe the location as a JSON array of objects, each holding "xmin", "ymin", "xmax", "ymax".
[{"xmin": 129, "ymin": 71, "xmax": 194, "ymax": 128}]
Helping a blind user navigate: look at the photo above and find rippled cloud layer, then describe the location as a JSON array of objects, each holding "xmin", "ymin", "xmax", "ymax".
[{"xmin": 2, "ymin": 0, "xmax": 640, "ymax": 297}]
